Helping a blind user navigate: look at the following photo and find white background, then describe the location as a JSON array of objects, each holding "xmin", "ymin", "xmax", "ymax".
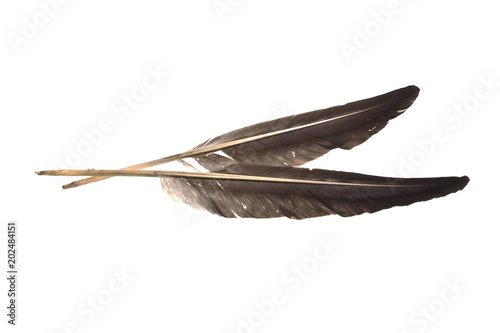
[{"xmin": 1, "ymin": 0, "xmax": 499, "ymax": 332}]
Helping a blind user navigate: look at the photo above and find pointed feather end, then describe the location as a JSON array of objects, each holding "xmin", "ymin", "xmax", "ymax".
[
  {"xmin": 348, "ymin": 175, "xmax": 470, "ymax": 218},
  {"xmin": 410, "ymin": 174, "xmax": 470, "ymax": 211},
  {"xmin": 453, "ymin": 175, "xmax": 470, "ymax": 192},
  {"xmin": 422, "ymin": 175, "xmax": 470, "ymax": 211},
  {"xmin": 396, "ymin": 85, "xmax": 420, "ymax": 112}
]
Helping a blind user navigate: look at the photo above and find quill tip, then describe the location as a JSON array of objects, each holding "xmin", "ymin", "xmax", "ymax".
[{"xmin": 62, "ymin": 182, "xmax": 76, "ymax": 190}]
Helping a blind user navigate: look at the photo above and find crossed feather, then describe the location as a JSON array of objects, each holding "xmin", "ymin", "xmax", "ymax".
[{"xmin": 37, "ymin": 86, "xmax": 469, "ymax": 219}]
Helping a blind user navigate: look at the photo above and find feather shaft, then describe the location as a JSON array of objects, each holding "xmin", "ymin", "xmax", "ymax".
[{"xmin": 38, "ymin": 169, "xmax": 432, "ymax": 186}]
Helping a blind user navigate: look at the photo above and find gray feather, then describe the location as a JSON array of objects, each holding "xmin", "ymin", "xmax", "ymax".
[
  {"xmin": 195, "ymin": 86, "xmax": 419, "ymax": 170},
  {"xmin": 161, "ymin": 163, "xmax": 468, "ymax": 219}
]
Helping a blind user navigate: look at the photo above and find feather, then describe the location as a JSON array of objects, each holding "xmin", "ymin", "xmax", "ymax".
[
  {"xmin": 62, "ymin": 85, "xmax": 419, "ymax": 189},
  {"xmin": 36, "ymin": 83, "xmax": 469, "ymax": 220},
  {"xmin": 160, "ymin": 163, "xmax": 468, "ymax": 219},
  {"xmin": 36, "ymin": 164, "xmax": 469, "ymax": 219},
  {"xmin": 195, "ymin": 85, "xmax": 419, "ymax": 170}
]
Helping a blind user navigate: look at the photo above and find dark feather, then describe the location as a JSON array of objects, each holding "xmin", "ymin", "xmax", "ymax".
[
  {"xmin": 62, "ymin": 86, "xmax": 418, "ymax": 189},
  {"xmin": 161, "ymin": 163, "xmax": 468, "ymax": 219},
  {"xmin": 195, "ymin": 86, "xmax": 419, "ymax": 170}
]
